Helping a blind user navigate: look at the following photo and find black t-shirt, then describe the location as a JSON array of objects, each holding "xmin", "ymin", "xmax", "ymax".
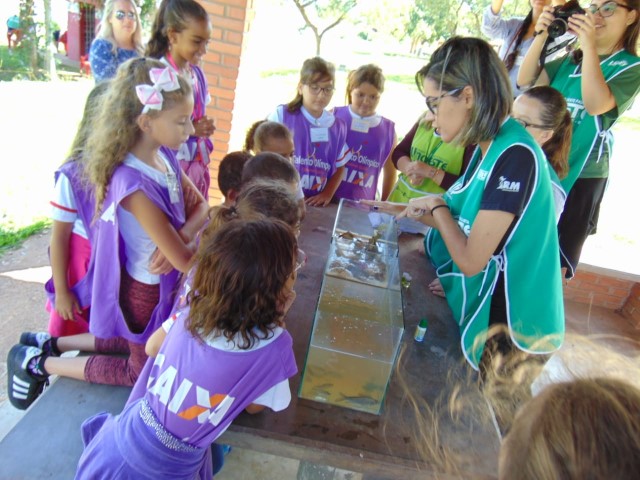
[
  {"xmin": 480, "ymin": 145, "xmax": 536, "ymax": 215},
  {"xmin": 478, "ymin": 145, "xmax": 536, "ymax": 253},
  {"xmin": 477, "ymin": 145, "xmax": 537, "ymax": 327}
]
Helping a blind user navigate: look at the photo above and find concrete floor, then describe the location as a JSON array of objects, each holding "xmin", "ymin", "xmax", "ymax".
[{"xmin": 1, "ymin": 230, "xmax": 638, "ymax": 479}]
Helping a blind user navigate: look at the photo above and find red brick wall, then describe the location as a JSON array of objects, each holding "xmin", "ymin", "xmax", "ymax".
[
  {"xmin": 199, "ymin": 0, "xmax": 254, "ymax": 204},
  {"xmin": 563, "ymin": 270, "xmax": 635, "ymax": 310},
  {"xmin": 621, "ymin": 283, "xmax": 640, "ymax": 326}
]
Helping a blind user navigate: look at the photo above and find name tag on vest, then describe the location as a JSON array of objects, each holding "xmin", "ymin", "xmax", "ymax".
[
  {"xmin": 351, "ymin": 118, "xmax": 370, "ymax": 133},
  {"xmin": 310, "ymin": 127, "xmax": 329, "ymax": 143}
]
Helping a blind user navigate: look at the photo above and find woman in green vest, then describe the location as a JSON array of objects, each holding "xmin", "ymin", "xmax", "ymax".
[
  {"xmin": 380, "ymin": 37, "xmax": 565, "ymax": 374},
  {"xmin": 518, "ymin": 0, "xmax": 640, "ymax": 279}
]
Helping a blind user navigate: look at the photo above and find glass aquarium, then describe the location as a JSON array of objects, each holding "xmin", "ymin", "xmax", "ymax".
[{"xmin": 299, "ymin": 199, "xmax": 405, "ymax": 414}]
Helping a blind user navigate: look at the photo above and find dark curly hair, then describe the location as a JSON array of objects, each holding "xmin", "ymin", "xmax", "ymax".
[{"xmin": 186, "ymin": 218, "xmax": 297, "ymax": 349}]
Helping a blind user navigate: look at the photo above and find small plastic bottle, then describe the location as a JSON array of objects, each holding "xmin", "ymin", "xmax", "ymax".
[{"xmin": 414, "ymin": 318, "xmax": 428, "ymax": 342}]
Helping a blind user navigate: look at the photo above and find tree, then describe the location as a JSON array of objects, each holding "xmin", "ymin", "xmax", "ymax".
[
  {"xmin": 291, "ymin": 0, "xmax": 358, "ymax": 56},
  {"xmin": 19, "ymin": 0, "xmax": 39, "ymax": 77}
]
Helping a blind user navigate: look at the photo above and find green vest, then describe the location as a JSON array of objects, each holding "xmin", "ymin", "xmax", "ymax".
[
  {"xmin": 550, "ymin": 50, "xmax": 640, "ymax": 192},
  {"xmin": 425, "ymin": 119, "xmax": 565, "ymax": 369},
  {"xmin": 388, "ymin": 123, "xmax": 464, "ymax": 202}
]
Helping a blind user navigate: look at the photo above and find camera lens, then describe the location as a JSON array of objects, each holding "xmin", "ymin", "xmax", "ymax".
[{"xmin": 548, "ymin": 18, "xmax": 568, "ymax": 39}]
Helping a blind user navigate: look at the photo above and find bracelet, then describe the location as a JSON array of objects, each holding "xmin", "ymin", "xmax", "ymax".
[{"xmin": 430, "ymin": 204, "xmax": 450, "ymax": 215}]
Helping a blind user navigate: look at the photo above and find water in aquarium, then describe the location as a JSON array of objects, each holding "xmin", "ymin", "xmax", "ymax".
[
  {"xmin": 299, "ymin": 344, "xmax": 394, "ymax": 415},
  {"xmin": 299, "ymin": 277, "xmax": 404, "ymax": 414}
]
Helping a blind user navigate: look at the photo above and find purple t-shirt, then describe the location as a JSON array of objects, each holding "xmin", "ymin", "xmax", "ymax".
[
  {"xmin": 144, "ymin": 312, "xmax": 297, "ymax": 447},
  {"xmin": 332, "ymin": 106, "xmax": 395, "ymax": 201}
]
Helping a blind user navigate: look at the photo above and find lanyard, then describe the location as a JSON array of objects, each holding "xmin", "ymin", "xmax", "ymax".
[{"xmin": 165, "ymin": 53, "xmax": 203, "ymax": 119}]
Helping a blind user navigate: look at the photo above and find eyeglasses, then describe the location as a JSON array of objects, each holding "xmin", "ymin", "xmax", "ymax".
[
  {"xmin": 114, "ymin": 10, "xmax": 137, "ymax": 21},
  {"xmin": 306, "ymin": 84, "xmax": 335, "ymax": 96},
  {"xmin": 587, "ymin": 1, "xmax": 633, "ymax": 17},
  {"xmin": 512, "ymin": 117, "xmax": 552, "ymax": 130},
  {"xmin": 295, "ymin": 248, "xmax": 307, "ymax": 273},
  {"xmin": 425, "ymin": 87, "xmax": 463, "ymax": 115}
]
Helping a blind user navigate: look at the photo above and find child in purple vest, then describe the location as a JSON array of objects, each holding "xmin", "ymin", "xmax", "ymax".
[
  {"xmin": 267, "ymin": 56, "xmax": 350, "ymax": 207},
  {"xmin": 333, "ymin": 64, "xmax": 397, "ymax": 201},
  {"xmin": 245, "ymin": 120, "xmax": 307, "ymax": 220},
  {"xmin": 6, "ymin": 58, "xmax": 209, "ymax": 410},
  {"xmin": 75, "ymin": 219, "xmax": 300, "ymax": 479},
  {"xmin": 44, "ymin": 82, "xmax": 109, "ymax": 337},
  {"xmin": 147, "ymin": 0, "xmax": 215, "ymax": 200}
]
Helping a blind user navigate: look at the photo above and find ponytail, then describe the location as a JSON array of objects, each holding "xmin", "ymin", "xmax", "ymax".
[
  {"xmin": 504, "ymin": 10, "xmax": 533, "ymax": 72},
  {"xmin": 145, "ymin": 0, "xmax": 209, "ymax": 59},
  {"xmin": 542, "ymin": 109, "xmax": 571, "ymax": 179}
]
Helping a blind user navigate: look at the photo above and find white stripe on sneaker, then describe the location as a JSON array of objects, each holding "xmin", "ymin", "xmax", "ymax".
[{"xmin": 12, "ymin": 376, "xmax": 30, "ymax": 388}]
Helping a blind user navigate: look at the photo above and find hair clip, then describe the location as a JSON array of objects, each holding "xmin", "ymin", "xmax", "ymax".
[{"xmin": 135, "ymin": 67, "xmax": 180, "ymax": 114}]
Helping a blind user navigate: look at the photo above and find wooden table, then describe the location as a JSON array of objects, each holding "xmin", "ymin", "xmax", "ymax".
[{"xmin": 0, "ymin": 204, "xmax": 499, "ymax": 479}]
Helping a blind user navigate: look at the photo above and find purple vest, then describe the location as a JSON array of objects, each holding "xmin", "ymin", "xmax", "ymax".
[
  {"xmin": 76, "ymin": 399, "xmax": 211, "ymax": 480},
  {"xmin": 44, "ymin": 160, "xmax": 96, "ymax": 309},
  {"xmin": 281, "ymin": 106, "xmax": 348, "ymax": 197},
  {"xmin": 332, "ymin": 106, "xmax": 395, "ymax": 201},
  {"xmin": 172, "ymin": 65, "xmax": 213, "ymax": 165},
  {"xmin": 142, "ymin": 312, "xmax": 297, "ymax": 447},
  {"xmin": 87, "ymin": 148, "xmax": 185, "ymax": 343}
]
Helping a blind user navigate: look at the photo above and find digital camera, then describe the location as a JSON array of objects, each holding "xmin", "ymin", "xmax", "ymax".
[{"xmin": 548, "ymin": 0, "xmax": 586, "ymax": 39}]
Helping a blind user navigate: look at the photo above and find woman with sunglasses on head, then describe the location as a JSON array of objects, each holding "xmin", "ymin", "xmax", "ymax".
[
  {"xmin": 365, "ymin": 37, "xmax": 564, "ymax": 378},
  {"xmin": 518, "ymin": 0, "xmax": 640, "ymax": 279},
  {"xmin": 90, "ymin": 0, "xmax": 144, "ymax": 83}
]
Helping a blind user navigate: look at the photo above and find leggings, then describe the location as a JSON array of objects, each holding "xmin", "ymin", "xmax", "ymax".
[
  {"xmin": 84, "ymin": 271, "xmax": 159, "ymax": 386},
  {"xmin": 558, "ymin": 177, "xmax": 608, "ymax": 279}
]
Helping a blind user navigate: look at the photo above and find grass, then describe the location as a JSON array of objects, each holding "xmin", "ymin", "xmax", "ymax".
[
  {"xmin": 259, "ymin": 68, "xmax": 301, "ymax": 78},
  {"xmin": 385, "ymin": 74, "xmax": 417, "ymax": 86},
  {"xmin": 0, "ymin": 45, "xmax": 84, "ymax": 81},
  {"xmin": 617, "ymin": 115, "xmax": 640, "ymax": 130},
  {"xmin": 0, "ymin": 219, "xmax": 50, "ymax": 254}
]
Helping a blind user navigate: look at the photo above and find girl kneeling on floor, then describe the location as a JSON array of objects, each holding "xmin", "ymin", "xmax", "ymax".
[{"xmin": 75, "ymin": 218, "xmax": 299, "ymax": 479}]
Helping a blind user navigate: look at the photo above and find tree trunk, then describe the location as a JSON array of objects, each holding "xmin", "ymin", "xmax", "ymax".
[{"xmin": 44, "ymin": 0, "xmax": 56, "ymax": 80}]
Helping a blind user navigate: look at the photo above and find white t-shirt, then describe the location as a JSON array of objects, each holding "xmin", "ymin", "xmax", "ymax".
[
  {"xmin": 50, "ymin": 172, "xmax": 89, "ymax": 239},
  {"xmin": 117, "ymin": 152, "xmax": 174, "ymax": 285}
]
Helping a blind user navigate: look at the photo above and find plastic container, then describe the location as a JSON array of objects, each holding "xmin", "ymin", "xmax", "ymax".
[{"xmin": 414, "ymin": 318, "xmax": 428, "ymax": 342}]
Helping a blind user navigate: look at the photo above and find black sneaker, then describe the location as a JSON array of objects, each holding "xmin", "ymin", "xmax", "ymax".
[
  {"xmin": 7, "ymin": 345, "xmax": 49, "ymax": 410},
  {"xmin": 19, "ymin": 331, "xmax": 51, "ymax": 349},
  {"xmin": 19, "ymin": 332, "xmax": 58, "ymax": 356}
]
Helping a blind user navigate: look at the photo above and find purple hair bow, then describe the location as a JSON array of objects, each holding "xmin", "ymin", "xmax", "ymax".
[{"xmin": 135, "ymin": 67, "xmax": 181, "ymax": 114}]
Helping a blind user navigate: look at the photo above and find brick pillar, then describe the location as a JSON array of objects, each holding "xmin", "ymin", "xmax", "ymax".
[
  {"xmin": 621, "ymin": 282, "xmax": 640, "ymax": 327},
  {"xmin": 199, "ymin": 0, "xmax": 254, "ymax": 204}
]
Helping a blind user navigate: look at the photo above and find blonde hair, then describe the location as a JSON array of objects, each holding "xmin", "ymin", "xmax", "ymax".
[
  {"xmin": 345, "ymin": 64, "xmax": 385, "ymax": 105},
  {"xmin": 395, "ymin": 332, "xmax": 640, "ymax": 478},
  {"xmin": 84, "ymin": 57, "xmax": 192, "ymax": 214},
  {"xmin": 96, "ymin": 0, "xmax": 145, "ymax": 55},
  {"xmin": 501, "ymin": 377, "xmax": 640, "ymax": 480}
]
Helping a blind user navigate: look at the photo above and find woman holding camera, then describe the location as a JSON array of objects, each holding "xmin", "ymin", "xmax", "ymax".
[
  {"xmin": 518, "ymin": 0, "xmax": 640, "ymax": 279},
  {"xmin": 366, "ymin": 37, "xmax": 564, "ymax": 375},
  {"xmin": 482, "ymin": 0, "xmax": 576, "ymax": 97}
]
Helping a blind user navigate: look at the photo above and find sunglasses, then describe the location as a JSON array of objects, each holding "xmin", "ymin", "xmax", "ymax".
[{"xmin": 114, "ymin": 10, "xmax": 137, "ymax": 21}]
